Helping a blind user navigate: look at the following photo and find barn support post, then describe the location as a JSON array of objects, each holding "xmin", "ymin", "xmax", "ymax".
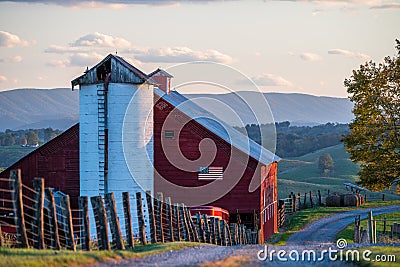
[
  {"xmin": 196, "ymin": 212, "xmax": 205, "ymax": 243},
  {"xmin": 136, "ymin": 192, "xmax": 147, "ymax": 245},
  {"xmin": 78, "ymin": 196, "xmax": 91, "ymax": 251},
  {"xmin": 309, "ymin": 191, "xmax": 313, "ymax": 208},
  {"xmin": 33, "ymin": 178, "xmax": 45, "ymax": 249},
  {"xmin": 155, "ymin": 192, "xmax": 164, "ymax": 243},
  {"xmin": 209, "ymin": 217, "xmax": 216, "ymax": 244},
  {"xmin": 185, "ymin": 208, "xmax": 199, "ymax": 242},
  {"xmin": 165, "ymin": 197, "xmax": 174, "ymax": 242},
  {"xmin": 173, "ymin": 205, "xmax": 181, "ymax": 241},
  {"xmin": 45, "ymin": 188, "xmax": 60, "ymax": 250},
  {"xmin": 145, "ymin": 191, "xmax": 156, "ymax": 244},
  {"xmin": 122, "ymin": 192, "xmax": 134, "ymax": 248},
  {"xmin": 219, "ymin": 220, "xmax": 226, "ymax": 246},
  {"xmin": 9, "ymin": 169, "xmax": 29, "ymax": 248},
  {"xmin": 60, "ymin": 195, "xmax": 76, "ymax": 251},
  {"xmin": 105, "ymin": 193, "xmax": 125, "ymax": 250},
  {"xmin": 90, "ymin": 196, "xmax": 110, "ymax": 250},
  {"xmin": 179, "ymin": 204, "xmax": 189, "ymax": 241},
  {"xmin": 202, "ymin": 214, "xmax": 210, "ymax": 243}
]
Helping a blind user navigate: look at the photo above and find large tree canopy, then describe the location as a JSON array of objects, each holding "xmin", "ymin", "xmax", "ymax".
[{"xmin": 343, "ymin": 40, "xmax": 400, "ymax": 191}]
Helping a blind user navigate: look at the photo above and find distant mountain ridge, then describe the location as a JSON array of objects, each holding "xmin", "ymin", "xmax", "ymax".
[{"xmin": 0, "ymin": 88, "xmax": 353, "ymax": 131}]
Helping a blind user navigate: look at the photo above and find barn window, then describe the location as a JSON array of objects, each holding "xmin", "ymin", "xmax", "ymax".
[
  {"xmin": 164, "ymin": 130, "xmax": 174, "ymax": 139},
  {"xmin": 198, "ymin": 166, "xmax": 223, "ymax": 180}
]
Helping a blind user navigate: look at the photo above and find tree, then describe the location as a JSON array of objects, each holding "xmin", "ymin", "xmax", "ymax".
[
  {"xmin": 343, "ymin": 40, "xmax": 400, "ymax": 191},
  {"xmin": 44, "ymin": 127, "xmax": 57, "ymax": 142},
  {"xmin": 318, "ymin": 153, "xmax": 334, "ymax": 176},
  {"xmin": 27, "ymin": 130, "xmax": 39, "ymax": 145}
]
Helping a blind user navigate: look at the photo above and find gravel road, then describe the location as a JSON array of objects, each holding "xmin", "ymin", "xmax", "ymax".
[{"xmin": 94, "ymin": 205, "xmax": 400, "ymax": 267}]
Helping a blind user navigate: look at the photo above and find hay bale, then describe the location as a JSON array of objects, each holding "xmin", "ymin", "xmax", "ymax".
[
  {"xmin": 344, "ymin": 194, "xmax": 357, "ymax": 206},
  {"xmin": 326, "ymin": 195, "xmax": 341, "ymax": 207}
]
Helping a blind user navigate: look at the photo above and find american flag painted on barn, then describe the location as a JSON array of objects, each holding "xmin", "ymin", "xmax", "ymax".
[{"xmin": 198, "ymin": 166, "xmax": 224, "ymax": 180}]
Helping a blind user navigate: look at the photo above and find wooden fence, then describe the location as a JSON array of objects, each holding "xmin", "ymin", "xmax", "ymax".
[{"xmin": 0, "ymin": 169, "xmax": 260, "ymax": 250}]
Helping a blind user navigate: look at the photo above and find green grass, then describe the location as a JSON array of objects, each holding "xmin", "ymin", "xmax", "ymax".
[
  {"xmin": 0, "ymin": 242, "xmax": 206, "ymax": 267},
  {"xmin": 271, "ymin": 200, "xmax": 400, "ymax": 245},
  {"xmin": 0, "ymin": 145, "xmax": 35, "ymax": 169},
  {"xmin": 347, "ymin": 247, "xmax": 400, "ymax": 267},
  {"xmin": 337, "ymin": 211, "xmax": 400, "ymax": 244}
]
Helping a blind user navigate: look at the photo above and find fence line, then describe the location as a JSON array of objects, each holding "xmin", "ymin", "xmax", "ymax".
[{"xmin": 1, "ymin": 169, "xmax": 260, "ymax": 251}]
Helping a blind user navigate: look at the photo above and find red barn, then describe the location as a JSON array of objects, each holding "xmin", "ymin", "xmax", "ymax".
[{"xmin": 1, "ymin": 54, "xmax": 280, "ymax": 242}]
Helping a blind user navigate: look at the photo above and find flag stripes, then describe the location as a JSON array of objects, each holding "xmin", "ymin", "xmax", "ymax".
[{"xmin": 198, "ymin": 166, "xmax": 223, "ymax": 180}]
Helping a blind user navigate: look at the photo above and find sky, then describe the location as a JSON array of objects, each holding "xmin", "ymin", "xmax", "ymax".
[{"xmin": 0, "ymin": 0, "xmax": 399, "ymax": 97}]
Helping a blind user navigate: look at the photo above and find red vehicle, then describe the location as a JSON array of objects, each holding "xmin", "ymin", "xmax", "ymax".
[{"xmin": 189, "ymin": 206, "xmax": 230, "ymax": 223}]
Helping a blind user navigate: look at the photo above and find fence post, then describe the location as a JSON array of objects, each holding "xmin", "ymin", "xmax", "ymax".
[
  {"xmin": 202, "ymin": 214, "xmax": 210, "ymax": 243},
  {"xmin": 382, "ymin": 194, "xmax": 385, "ymax": 201},
  {"xmin": 9, "ymin": 169, "xmax": 29, "ymax": 248},
  {"xmin": 173, "ymin": 205, "xmax": 181, "ymax": 241},
  {"xmin": 196, "ymin": 212, "xmax": 205, "ymax": 243},
  {"xmin": 219, "ymin": 220, "xmax": 226, "ymax": 246},
  {"xmin": 145, "ymin": 191, "xmax": 156, "ymax": 244},
  {"xmin": 309, "ymin": 191, "xmax": 313, "ymax": 208},
  {"xmin": 303, "ymin": 192, "xmax": 307, "ymax": 208},
  {"xmin": 60, "ymin": 195, "xmax": 76, "ymax": 251},
  {"xmin": 209, "ymin": 217, "xmax": 216, "ymax": 244},
  {"xmin": 90, "ymin": 196, "xmax": 110, "ymax": 250},
  {"xmin": 297, "ymin": 193, "xmax": 301, "ymax": 210},
  {"xmin": 33, "ymin": 178, "xmax": 45, "ymax": 249},
  {"xmin": 179, "ymin": 204, "xmax": 189, "ymax": 241},
  {"xmin": 136, "ymin": 192, "xmax": 147, "ymax": 245},
  {"xmin": 368, "ymin": 210, "xmax": 374, "ymax": 244},
  {"xmin": 383, "ymin": 218, "xmax": 386, "ymax": 235},
  {"xmin": 105, "ymin": 193, "xmax": 125, "ymax": 250},
  {"xmin": 122, "ymin": 192, "xmax": 134, "ymax": 248},
  {"xmin": 78, "ymin": 196, "xmax": 91, "ymax": 251},
  {"xmin": 155, "ymin": 192, "xmax": 164, "ymax": 243},
  {"xmin": 215, "ymin": 218, "xmax": 221, "ymax": 245},
  {"xmin": 185, "ymin": 208, "xmax": 199, "ymax": 242},
  {"xmin": 291, "ymin": 193, "xmax": 296, "ymax": 212},
  {"xmin": 225, "ymin": 223, "xmax": 232, "ymax": 246},
  {"xmin": 230, "ymin": 223, "xmax": 236, "ymax": 245},
  {"xmin": 318, "ymin": 190, "xmax": 322, "ymax": 206},
  {"xmin": 165, "ymin": 197, "xmax": 174, "ymax": 242}
]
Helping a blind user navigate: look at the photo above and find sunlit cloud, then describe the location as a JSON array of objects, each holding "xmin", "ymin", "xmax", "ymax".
[
  {"xmin": 71, "ymin": 32, "xmax": 131, "ymax": 48},
  {"xmin": 0, "ymin": 31, "xmax": 30, "ymax": 48},
  {"xmin": 328, "ymin": 48, "xmax": 370, "ymax": 60},
  {"xmin": 47, "ymin": 52, "xmax": 103, "ymax": 68},
  {"xmin": 244, "ymin": 73, "xmax": 293, "ymax": 87},
  {"xmin": 0, "ymin": 55, "xmax": 23, "ymax": 63}
]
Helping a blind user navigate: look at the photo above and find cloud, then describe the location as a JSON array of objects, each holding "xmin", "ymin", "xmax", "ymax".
[
  {"xmin": 134, "ymin": 46, "xmax": 233, "ymax": 63},
  {"xmin": 249, "ymin": 73, "xmax": 293, "ymax": 87},
  {"xmin": 370, "ymin": 3, "xmax": 400, "ymax": 9},
  {"xmin": 328, "ymin": 49, "xmax": 370, "ymax": 60},
  {"xmin": 71, "ymin": 32, "xmax": 131, "ymax": 48},
  {"xmin": 0, "ymin": 55, "xmax": 23, "ymax": 63},
  {"xmin": 0, "ymin": 75, "xmax": 7, "ymax": 82},
  {"xmin": 44, "ymin": 45, "xmax": 85, "ymax": 54},
  {"xmin": 289, "ymin": 51, "xmax": 322, "ymax": 61},
  {"xmin": 47, "ymin": 52, "xmax": 103, "ymax": 68},
  {"xmin": 0, "ymin": 31, "xmax": 30, "ymax": 48}
]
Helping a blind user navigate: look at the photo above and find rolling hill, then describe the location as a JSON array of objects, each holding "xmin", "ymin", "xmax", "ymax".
[{"xmin": 0, "ymin": 88, "xmax": 353, "ymax": 131}]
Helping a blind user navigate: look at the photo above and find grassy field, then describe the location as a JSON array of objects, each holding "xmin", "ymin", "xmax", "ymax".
[
  {"xmin": 337, "ymin": 211, "xmax": 400, "ymax": 244},
  {"xmin": 277, "ymin": 144, "xmax": 400, "ymax": 202},
  {"xmin": 0, "ymin": 145, "xmax": 35, "ymax": 170},
  {"xmin": 0, "ymin": 242, "xmax": 206, "ymax": 267},
  {"xmin": 271, "ymin": 200, "xmax": 400, "ymax": 246}
]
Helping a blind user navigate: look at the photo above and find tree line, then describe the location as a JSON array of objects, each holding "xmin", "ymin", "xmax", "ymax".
[
  {"xmin": 0, "ymin": 128, "xmax": 62, "ymax": 147},
  {"xmin": 238, "ymin": 122, "xmax": 349, "ymax": 158}
]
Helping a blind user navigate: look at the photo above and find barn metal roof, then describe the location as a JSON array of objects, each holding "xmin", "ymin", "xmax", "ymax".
[{"xmin": 154, "ymin": 88, "xmax": 280, "ymax": 165}]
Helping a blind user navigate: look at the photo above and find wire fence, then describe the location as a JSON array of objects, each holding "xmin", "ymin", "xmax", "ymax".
[{"xmin": 0, "ymin": 169, "xmax": 259, "ymax": 251}]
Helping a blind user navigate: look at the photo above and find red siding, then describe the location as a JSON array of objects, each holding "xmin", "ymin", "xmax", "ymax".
[
  {"xmin": 260, "ymin": 162, "xmax": 278, "ymax": 241},
  {"xmin": 154, "ymin": 96, "xmax": 278, "ymax": 240},
  {"xmin": 1, "ymin": 124, "xmax": 80, "ymax": 211}
]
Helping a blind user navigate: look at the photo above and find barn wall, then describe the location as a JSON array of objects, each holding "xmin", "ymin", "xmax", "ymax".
[
  {"xmin": 1, "ymin": 124, "xmax": 80, "ymax": 210},
  {"xmin": 154, "ymin": 96, "xmax": 266, "ymax": 213},
  {"xmin": 260, "ymin": 162, "xmax": 278, "ymax": 241}
]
